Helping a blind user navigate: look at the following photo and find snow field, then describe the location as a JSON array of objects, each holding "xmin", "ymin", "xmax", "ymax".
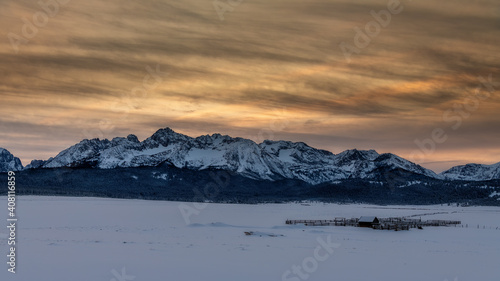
[{"xmin": 0, "ymin": 196, "xmax": 499, "ymax": 281}]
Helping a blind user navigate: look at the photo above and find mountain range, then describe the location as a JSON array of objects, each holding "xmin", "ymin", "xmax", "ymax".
[{"xmin": 1, "ymin": 127, "xmax": 499, "ymax": 183}]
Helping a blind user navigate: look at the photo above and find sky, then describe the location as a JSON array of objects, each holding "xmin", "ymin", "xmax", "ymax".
[{"xmin": 0, "ymin": 0, "xmax": 499, "ymax": 173}]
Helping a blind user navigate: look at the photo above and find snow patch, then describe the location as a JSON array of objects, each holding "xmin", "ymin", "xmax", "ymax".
[{"xmin": 152, "ymin": 172, "xmax": 168, "ymax": 180}]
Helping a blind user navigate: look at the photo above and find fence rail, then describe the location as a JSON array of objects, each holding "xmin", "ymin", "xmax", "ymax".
[{"xmin": 286, "ymin": 217, "xmax": 461, "ymax": 231}]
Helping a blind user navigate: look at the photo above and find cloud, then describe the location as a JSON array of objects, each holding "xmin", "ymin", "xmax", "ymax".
[{"xmin": 0, "ymin": 0, "xmax": 498, "ymax": 172}]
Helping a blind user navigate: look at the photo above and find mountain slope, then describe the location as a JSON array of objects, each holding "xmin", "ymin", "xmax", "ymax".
[
  {"xmin": 0, "ymin": 148, "xmax": 23, "ymax": 172},
  {"xmin": 441, "ymin": 162, "xmax": 500, "ymax": 181}
]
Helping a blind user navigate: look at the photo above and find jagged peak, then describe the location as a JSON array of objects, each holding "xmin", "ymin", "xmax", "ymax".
[
  {"xmin": 337, "ymin": 149, "xmax": 379, "ymax": 161},
  {"xmin": 458, "ymin": 162, "xmax": 500, "ymax": 168},
  {"xmin": 26, "ymin": 159, "xmax": 45, "ymax": 169},
  {"xmin": 78, "ymin": 138, "xmax": 110, "ymax": 145},
  {"xmin": 375, "ymin": 152, "xmax": 400, "ymax": 160},
  {"xmin": 259, "ymin": 140, "xmax": 318, "ymax": 151},
  {"xmin": 374, "ymin": 153, "xmax": 423, "ymax": 167},
  {"xmin": 440, "ymin": 161, "xmax": 500, "ymax": 179},
  {"xmin": 260, "ymin": 139, "xmax": 311, "ymax": 147},
  {"xmin": 441, "ymin": 163, "xmax": 479, "ymax": 173},
  {"xmin": 146, "ymin": 127, "xmax": 192, "ymax": 147},
  {"xmin": 259, "ymin": 140, "xmax": 303, "ymax": 153},
  {"xmin": 0, "ymin": 147, "xmax": 16, "ymax": 158},
  {"xmin": 106, "ymin": 135, "xmax": 141, "ymax": 146},
  {"xmin": 154, "ymin": 127, "xmax": 179, "ymax": 135},
  {"xmin": 127, "ymin": 134, "xmax": 140, "ymax": 143},
  {"xmin": 151, "ymin": 127, "xmax": 190, "ymax": 139},
  {"xmin": 197, "ymin": 133, "xmax": 233, "ymax": 141},
  {"xmin": 193, "ymin": 133, "xmax": 240, "ymax": 148},
  {"xmin": 261, "ymin": 139, "xmax": 291, "ymax": 145},
  {"xmin": 0, "ymin": 147, "xmax": 24, "ymax": 171}
]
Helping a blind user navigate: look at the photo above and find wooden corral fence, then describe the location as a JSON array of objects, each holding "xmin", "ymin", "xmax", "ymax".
[
  {"xmin": 285, "ymin": 218, "xmax": 360, "ymax": 227},
  {"xmin": 286, "ymin": 217, "xmax": 461, "ymax": 231}
]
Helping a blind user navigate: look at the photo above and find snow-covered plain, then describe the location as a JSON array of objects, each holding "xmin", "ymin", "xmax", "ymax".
[{"xmin": 1, "ymin": 196, "xmax": 499, "ymax": 281}]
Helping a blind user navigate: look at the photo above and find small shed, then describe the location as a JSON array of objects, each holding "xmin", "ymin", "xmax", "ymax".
[{"xmin": 358, "ymin": 216, "xmax": 380, "ymax": 227}]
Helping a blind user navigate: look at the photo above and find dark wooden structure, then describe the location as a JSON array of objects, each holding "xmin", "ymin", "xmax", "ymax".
[{"xmin": 358, "ymin": 216, "xmax": 380, "ymax": 227}]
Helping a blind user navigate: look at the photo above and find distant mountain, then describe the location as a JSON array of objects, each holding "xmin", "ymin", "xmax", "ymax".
[
  {"xmin": 0, "ymin": 148, "xmax": 23, "ymax": 172},
  {"xmin": 25, "ymin": 127, "xmax": 442, "ymax": 184},
  {"xmin": 440, "ymin": 162, "xmax": 500, "ymax": 181},
  {"xmin": 4, "ymin": 128, "xmax": 499, "ymax": 205}
]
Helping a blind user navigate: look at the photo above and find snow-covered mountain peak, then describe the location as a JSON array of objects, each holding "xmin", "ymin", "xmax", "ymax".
[
  {"xmin": 26, "ymin": 159, "xmax": 45, "ymax": 169},
  {"xmin": 43, "ymin": 138, "xmax": 111, "ymax": 168},
  {"xmin": 335, "ymin": 149, "xmax": 379, "ymax": 162},
  {"xmin": 126, "ymin": 134, "xmax": 140, "ymax": 143},
  {"xmin": 440, "ymin": 162, "xmax": 500, "ymax": 181},
  {"xmin": 194, "ymin": 133, "xmax": 237, "ymax": 146},
  {"xmin": 147, "ymin": 127, "xmax": 192, "ymax": 146},
  {"xmin": 111, "ymin": 137, "xmax": 128, "ymax": 145},
  {"xmin": 259, "ymin": 140, "xmax": 334, "ymax": 166},
  {"xmin": 260, "ymin": 140, "xmax": 296, "ymax": 154},
  {"xmin": 374, "ymin": 153, "xmax": 441, "ymax": 179},
  {"xmin": 0, "ymin": 148, "xmax": 23, "ymax": 172},
  {"xmin": 110, "ymin": 134, "xmax": 142, "ymax": 147}
]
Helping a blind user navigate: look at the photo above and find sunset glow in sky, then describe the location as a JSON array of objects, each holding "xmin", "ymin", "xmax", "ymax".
[{"xmin": 1, "ymin": 0, "xmax": 499, "ymax": 172}]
